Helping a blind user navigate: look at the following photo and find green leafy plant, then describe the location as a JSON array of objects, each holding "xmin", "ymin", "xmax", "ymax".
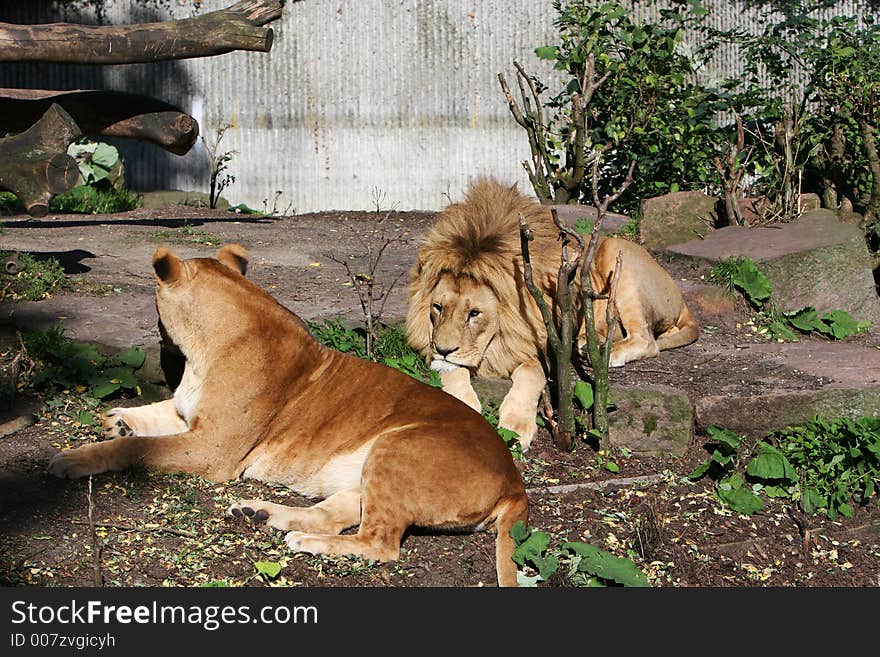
[
  {"xmin": 688, "ymin": 425, "xmax": 763, "ymax": 514},
  {"xmin": 49, "ymin": 185, "xmax": 140, "ymax": 214},
  {"xmin": 0, "ymin": 251, "xmax": 67, "ymax": 301},
  {"xmin": 68, "ymin": 140, "xmax": 123, "ymax": 187},
  {"xmin": 253, "ymin": 560, "xmax": 282, "ymax": 583},
  {"xmin": 707, "ymin": 257, "xmax": 871, "ymax": 340},
  {"xmin": 151, "ymin": 222, "xmax": 225, "ymax": 247},
  {"xmin": 48, "ymin": 139, "xmax": 140, "ymax": 214},
  {"xmin": 510, "ymin": 520, "xmax": 649, "ymax": 587},
  {"xmin": 23, "ymin": 325, "xmax": 145, "ymax": 400},
  {"xmin": 307, "ymin": 320, "xmax": 440, "ymax": 388},
  {"xmin": 690, "ymin": 416, "xmax": 880, "ymax": 519},
  {"xmin": 500, "ymin": 0, "xmax": 734, "ymax": 213},
  {"xmin": 481, "ymin": 401, "xmax": 524, "ymax": 461}
]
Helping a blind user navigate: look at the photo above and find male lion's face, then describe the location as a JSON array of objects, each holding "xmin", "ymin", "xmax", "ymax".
[{"xmin": 428, "ymin": 273, "xmax": 499, "ymax": 372}]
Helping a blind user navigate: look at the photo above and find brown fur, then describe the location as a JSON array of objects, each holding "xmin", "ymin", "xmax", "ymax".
[
  {"xmin": 405, "ymin": 178, "xmax": 699, "ymax": 450},
  {"xmin": 48, "ymin": 244, "xmax": 528, "ymax": 587}
]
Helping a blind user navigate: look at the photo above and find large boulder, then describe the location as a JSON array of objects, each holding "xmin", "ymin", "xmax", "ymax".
[
  {"xmin": 668, "ymin": 209, "xmax": 880, "ymax": 325},
  {"xmin": 608, "ymin": 385, "xmax": 693, "ymax": 457},
  {"xmin": 639, "ymin": 191, "xmax": 718, "ymax": 250}
]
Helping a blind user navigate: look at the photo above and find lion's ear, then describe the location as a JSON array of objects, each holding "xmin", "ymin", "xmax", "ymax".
[
  {"xmin": 216, "ymin": 243, "xmax": 249, "ymax": 276},
  {"xmin": 152, "ymin": 247, "xmax": 183, "ymax": 283}
]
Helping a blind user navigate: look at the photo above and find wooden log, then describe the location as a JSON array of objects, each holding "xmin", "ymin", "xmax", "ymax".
[
  {"xmin": 0, "ymin": 89, "xmax": 199, "ymax": 156},
  {"xmin": 0, "ymin": 104, "xmax": 82, "ymax": 217},
  {"xmin": 0, "ymin": 0, "xmax": 286, "ymax": 65}
]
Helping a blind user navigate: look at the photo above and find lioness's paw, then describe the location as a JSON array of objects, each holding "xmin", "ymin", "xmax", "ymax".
[
  {"xmin": 284, "ymin": 531, "xmax": 317, "ymax": 554},
  {"xmin": 228, "ymin": 501, "xmax": 270, "ymax": 525},
  {"xmin": 101, "ymin": 410, "xmax": 134, "ymax": 439},
  {"xmin": 48, "ymin": 450, "xmax": 98, "ymax": 479}
]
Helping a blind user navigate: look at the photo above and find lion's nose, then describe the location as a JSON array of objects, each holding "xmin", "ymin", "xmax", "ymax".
[{"xmin": 434, "ymin": 345, "xmax": 458, "ymax": 357}]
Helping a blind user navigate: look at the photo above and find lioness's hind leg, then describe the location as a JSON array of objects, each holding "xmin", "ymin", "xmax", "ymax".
[
  {"xmin": 102, "ymin": 399, "xmax": 187, "ymax": 438},
  {"xmin": 284, "ymin": 469, "xmax": 406, "ymax": 563},
  {"xmin": 229, "ymin": 490, "xmax": 362, "ymax": 534}
]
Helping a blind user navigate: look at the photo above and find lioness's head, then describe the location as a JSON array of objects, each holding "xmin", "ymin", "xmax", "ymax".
[{"xmin": 152, "ymin": 243, "xmax": 250, "ymax": 354}]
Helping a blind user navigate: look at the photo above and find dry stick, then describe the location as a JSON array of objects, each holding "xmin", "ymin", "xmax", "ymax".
[
  {"xmin": 87, "ymin": 476, "xmax": 103, "ymax": 587},
  {"xmin": 714, "ymin": 112, "xmax": 747, "ymax": 226},
  {"xmin": 73, "ymin": 520, "xmax": 197, "ymax": 539},
  {"xmin": 519, "ymin": 209, "xmax": 582, "ymax": 451},
  {"xmin": 497, "ymin": 66, "xmax": 552, "ymax": 202},
  {"xmin": 578, "ymin": 157, "xmax": 636, "ymax": 449}
]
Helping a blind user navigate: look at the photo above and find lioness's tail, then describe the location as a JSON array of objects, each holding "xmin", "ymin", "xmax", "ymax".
[
  {"xmin": 656, "ymin": 305, "xmax": 700, "ymax": 351},
  {"xmin": 492, "ymin": 493, "xmax": 529, "ymax": 587}
]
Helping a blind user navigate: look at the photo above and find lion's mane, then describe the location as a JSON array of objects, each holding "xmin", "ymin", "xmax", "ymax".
[{"xmin": 405, "ymin": 178, "xmax": 563, "ymax": 378}]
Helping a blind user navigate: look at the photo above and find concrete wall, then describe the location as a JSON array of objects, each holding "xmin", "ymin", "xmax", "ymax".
[{"xmin": 0, "ymin": 1, "xmax": 870, "ymax": 212}]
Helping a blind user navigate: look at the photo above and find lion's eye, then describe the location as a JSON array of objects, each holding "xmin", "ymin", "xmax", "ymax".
[
  {"xmin": 431, "ymin": 303, "xmax": 442, "ymax": 314},
  {"xmin": 468, "ymin": 309, "xmax": 481, "ymax": 319}
]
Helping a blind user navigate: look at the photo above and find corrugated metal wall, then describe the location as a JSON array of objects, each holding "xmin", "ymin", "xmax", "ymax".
[{"xmin": 0, "ymin": 0, "xmax": 869, "ymax": 212}]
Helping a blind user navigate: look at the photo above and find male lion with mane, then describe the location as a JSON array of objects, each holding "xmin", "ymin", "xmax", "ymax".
[
  {"xmin": 406, "ymin": 178, "xmax": 699, "ymax": 451},
  {"xmin": 49, "ymin": 244, "xmax": 528, "ymax": 587}
]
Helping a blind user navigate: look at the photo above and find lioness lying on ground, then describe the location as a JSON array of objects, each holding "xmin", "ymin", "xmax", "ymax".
[
  {"xmin": 406, "ymin": 178, "xmax": 699, "ymax": 451},
  {"xmin": 49, "ymin": 244, "xmax": 528, "ymax": 587}
]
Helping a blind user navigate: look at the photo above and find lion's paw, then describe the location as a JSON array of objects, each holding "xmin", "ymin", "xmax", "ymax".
[
  {"xmin": 497, "ymin": 411, "xmax": 537, "ymax": 453},
  {"xmin": 228, "ymin": 501, "xmax": 270, "ymax": 525},
  {"xmin": 101, "ymin": 410, "xmax": 135, "ymax": 439}
]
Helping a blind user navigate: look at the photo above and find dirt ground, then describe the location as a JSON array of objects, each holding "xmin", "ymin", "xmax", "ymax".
[{"xmin": 0, "ymin": 205, "xmax": 878, "ymax": 588}]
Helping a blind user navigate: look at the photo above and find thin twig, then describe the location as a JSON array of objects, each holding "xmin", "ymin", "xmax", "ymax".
[
  {"xmin": 73, "ymin": 519, "xmax": 197, "ymax": 539},
  {"xmin": 87, "ymin": 476, "xmax": 104, "ymax": 586}
]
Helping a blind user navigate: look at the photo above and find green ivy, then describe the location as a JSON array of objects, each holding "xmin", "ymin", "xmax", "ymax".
[
  {"xmin": 689, "ymin": 416, "xmax": 880, "ymax": 519},
  {"xmin": 510, "ymin": 520, "xmax": 649, "ymax": 587},
  {"xmin": 707, "ymin": 257, "xmax": 871, "ymax": 341}
]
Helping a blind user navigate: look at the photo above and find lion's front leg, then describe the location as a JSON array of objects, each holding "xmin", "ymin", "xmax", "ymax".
[
  {"xmin": 498, "ymin": 358, "xmax": 545, "ymax": 451},
  {"xmin": 436, "ymin": 365, "xmax": 482, "ymax": 413},
  {"xmin": 102, "ymin": 398, "xmax": 188, "ymax": 438}
]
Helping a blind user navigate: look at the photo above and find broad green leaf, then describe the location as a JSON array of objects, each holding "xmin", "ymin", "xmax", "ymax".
[
  {"xmin": 687, "ymin": 459, "xmax": 712, "ymax": 480},
  {"xmin": 509, "ymin": 519, "xmax": 530, "ymax": 543},
  {"xmin": 562, "ymin": 542, "xmax": 649, "ymax": 587},
  {"xmin": 732, "ymin": 259, "xmax": 772, "ymax": 304},
  {"xmin": 747, "ymin": 442, "xmax": 797, "ymax": 482},
  {"xmin": 785, "ymin": 307, "xmax": 821, "ymax": 332},
  {"xmin": 91, "ymin": 142, "xmax": 120, "ymax": 169},
  {"xmin": 535, "ymin": 555, "xmax": 560, "ymax": 580},
  {"xmin": 91, "ymin": 381, "xmax": 121, "ymax": 399},
  {"xmin": 821, "ymin": 309, "xmax": 859, "ymax": 339},
  {"xmin": 117, "ymin": 346, "xmax": 146, "ymax": 369},
  {"xmin": 801, "ymin": 486, "xmax": 825, "ymax": 514},
  {"xmin": 254, "ymin": 560, "xmax": 282, "ymax": 580},
  {"xmin": 534, "ymin": 46, "xmax": 559, "ymax": 60},
  {"xmin": 716, "ymin": 474, "xmax": 763, "ymax": 514},
  {"xmin": 67, "ymin": 142, "xmax": 98, "ymax": 158},
  {"xmin": 768, "ymin": 320, "xmax": 799, "ymax": 342},
  {"xmin": 604, "ymin": 461, "xmax": 620, "ymax": 473},
  {"xmin": 574, "ymin": 380, "xmax": 594, "ymax": 410},
  {"xmin": 706, "ymin": 425, "xmax": 743, "ymax": 451},
  {"xmin": 75, "ymin": 410, "xmax": 96, "ymax": 426},
  {"xmin": 103, "ymin": 366, "xmax": 138, "ymax": 389}
]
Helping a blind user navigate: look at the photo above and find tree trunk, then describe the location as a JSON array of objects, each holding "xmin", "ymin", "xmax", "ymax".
[
  {"xmin": 858, "ymin": 118, "xmax": 880, "ymax": 228},
  {"xmin": 0, "ymin": 89, "xmax": 198, "ymax": 155},
  {"xmin": 0, "ymin": 0, "xmax": 285, "ymax": 64},
  {"xmin": 0, "ymin": 104, "xmax": 82, "ymax": 217}
]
